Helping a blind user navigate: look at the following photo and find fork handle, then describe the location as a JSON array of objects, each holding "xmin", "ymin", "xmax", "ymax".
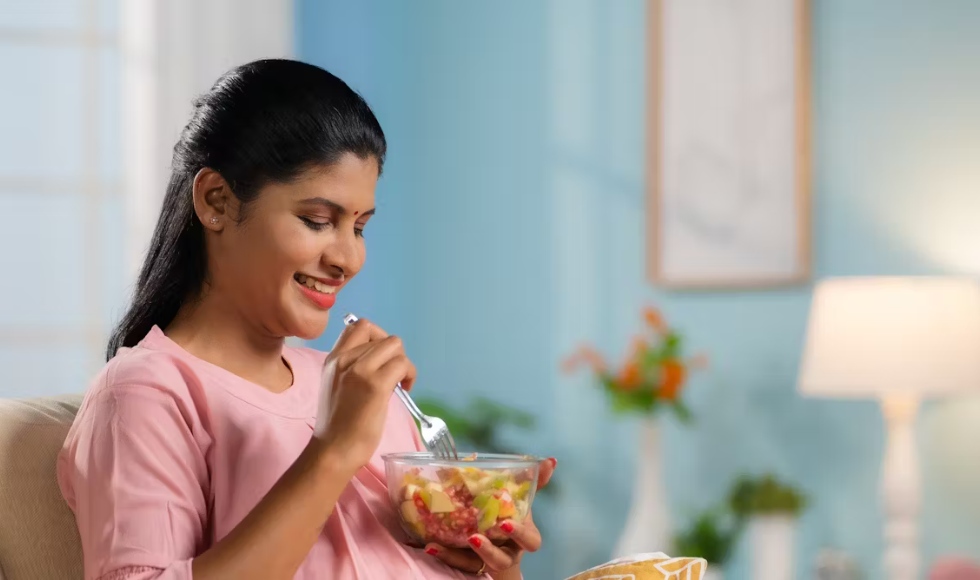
[{"xmin": 342, "ymin": 313, "xmax": 431, "ymax": 428}]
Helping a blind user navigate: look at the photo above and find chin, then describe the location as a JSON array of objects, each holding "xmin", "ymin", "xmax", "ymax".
[{"xmin": 286, "ymin": 311, "xmax": 330, "ymax": 341}]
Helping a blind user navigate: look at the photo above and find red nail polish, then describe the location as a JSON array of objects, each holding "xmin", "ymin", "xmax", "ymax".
[
  {"xmin": 549, "ymin": 457, "xmax": 557, "ymax": 468},
  {"xmin": 501, "ymin": 521, "xmax": 515, "ymax": 534},
  {"xmin": 468, "ymin": 536, "xmax": 483, "ymax": 549},
  {"xmin": 426, "ymin": 548, "xmax": 439, "ymax": 556}
]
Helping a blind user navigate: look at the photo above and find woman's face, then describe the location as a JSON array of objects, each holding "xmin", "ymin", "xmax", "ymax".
[{"xmin": 208, "ymin": 153, "xmax": 378, "ymax": 340}]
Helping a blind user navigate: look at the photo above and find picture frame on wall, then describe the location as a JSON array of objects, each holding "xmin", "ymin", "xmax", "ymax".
[{"xmin": 647, "ymin": 0, "xmax": 812, "ymax": 289}]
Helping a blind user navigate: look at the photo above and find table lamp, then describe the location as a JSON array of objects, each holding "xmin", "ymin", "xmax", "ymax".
[{"xmin": 798, "ymin": 277, "xmax": 980, "ymax": 580}]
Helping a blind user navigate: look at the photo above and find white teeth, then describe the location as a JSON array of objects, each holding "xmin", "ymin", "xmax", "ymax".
[{"xmin": 295, "ymin": 274, "xmax": 336, "ymax": 294}]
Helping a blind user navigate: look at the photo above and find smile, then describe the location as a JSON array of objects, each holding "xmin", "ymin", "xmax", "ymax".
[
  {"xmin": 293, "ymin": 274, "xmax": 340, "ymax": 310},
  {"xmin": 293, "ymin": 273, "xmax": 338, "ymax": 295}
]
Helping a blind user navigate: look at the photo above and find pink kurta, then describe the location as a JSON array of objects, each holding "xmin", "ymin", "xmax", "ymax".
[{"xmin": 58, "ymin": 326, "xmax": 479, "ymax": 580}]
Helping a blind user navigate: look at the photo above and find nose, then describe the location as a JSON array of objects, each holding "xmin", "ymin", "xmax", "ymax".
[{"xmin": 320, "ymin": 227, "xmax": 362, "ymax": 278}]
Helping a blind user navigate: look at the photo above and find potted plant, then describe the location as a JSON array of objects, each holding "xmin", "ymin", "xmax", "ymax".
[
  {"xmin": 673, "ymin": 508, "xmax": 741, "ymax": 580},
  {"xmin": 563, "ymin": 306, "xmax": 706, "ymax": 557},
  {"xmin": 728, "ymin": 474, "xmax": 807, "ymax": 580}
]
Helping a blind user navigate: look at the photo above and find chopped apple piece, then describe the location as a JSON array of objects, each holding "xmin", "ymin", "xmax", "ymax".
[
  {"xmin": 428, "ymin": 489, "xmax": 454, "ymax": 513},
  {"xmin": 401, "ymin": 500, "xmax": 420, "ymax": 524},
  {"xmin": 404, "ymin": 483, "xmax": 421, "ymax": 502}
]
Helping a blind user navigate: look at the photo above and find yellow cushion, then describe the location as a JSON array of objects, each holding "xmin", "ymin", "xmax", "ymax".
[
  {"xmin": 0, "ymin": 395, "xmax": 84, "ymax": 580},
  {"xmin": 566, "ymin": 552, "xmax": 708, "ymax": 580}
]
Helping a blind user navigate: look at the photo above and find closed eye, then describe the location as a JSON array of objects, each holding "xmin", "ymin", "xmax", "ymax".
[{"xmin": 299, "ymin": 216, "xmax": 331, "ymax": 231}]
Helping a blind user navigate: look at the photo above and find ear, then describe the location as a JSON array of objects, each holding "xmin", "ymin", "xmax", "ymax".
[{"xmin": 192, "ymin": 168, "xmax": 234, "ymax": 231}]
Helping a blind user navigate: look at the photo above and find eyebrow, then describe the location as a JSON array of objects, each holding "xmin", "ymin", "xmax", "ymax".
[{"xmin": 299, "ymin": 197, "xmax": 376, "ymax": 217}]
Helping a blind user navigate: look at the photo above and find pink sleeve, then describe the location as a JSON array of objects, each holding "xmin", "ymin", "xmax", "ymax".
[{"xmin": 61, "ymin": 385, "xmax": 209, "ymax": 580}]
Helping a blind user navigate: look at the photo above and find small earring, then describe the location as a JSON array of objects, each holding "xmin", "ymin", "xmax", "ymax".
[{"xmin": 210, "ymin": 217, "xmax": 218, "ymax": 224}]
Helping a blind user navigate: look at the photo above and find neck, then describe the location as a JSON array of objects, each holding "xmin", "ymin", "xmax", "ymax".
[{"xmin": 165, "ymin": 288, "xmax": 292, "ymax": 392}]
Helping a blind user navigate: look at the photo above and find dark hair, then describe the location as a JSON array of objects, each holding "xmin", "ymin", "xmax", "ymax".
[{"xmin": 107, "ymin": 59, "xmax": 386, "ymax": 360}]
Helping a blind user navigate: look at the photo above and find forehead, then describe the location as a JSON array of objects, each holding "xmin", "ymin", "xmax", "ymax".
[{"xmin": 261, "ymin": 154, "xmax": 379, "ymax": 208}]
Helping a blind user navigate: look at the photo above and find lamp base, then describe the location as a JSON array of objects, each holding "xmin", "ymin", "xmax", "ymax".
[{"xmin": 880, "ymin": 396, "xmax": 920, "ymax": 580}]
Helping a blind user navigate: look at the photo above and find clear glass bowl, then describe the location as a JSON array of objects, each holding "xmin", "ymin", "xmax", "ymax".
[{"xmin": 382, "ymin": 452, "xmax": 541, "ymax": 548}]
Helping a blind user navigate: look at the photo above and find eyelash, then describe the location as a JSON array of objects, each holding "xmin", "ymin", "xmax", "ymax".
[
  {"xmin": 300, "ymin": 216, "xmax": 330, "ymax": 231},
  {"xmin": 300, "ymin": 216, "xmax": 365, "ymax": 238}
]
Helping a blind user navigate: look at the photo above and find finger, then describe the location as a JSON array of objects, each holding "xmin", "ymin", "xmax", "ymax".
[
  {"xmin": 377, "ymin": 354, "xmax": 417, "ymax": 392},
  {"xmin": 499, "ymin": 518, "xmax": 541, "ymax": 552},
  {"xmin": 466, "ymin": 535, "xmax": 519, "ymax": 571},
  {"xmin": 353, "ymin": 335, "xmax": 406, "ymax": 373},
  {"xmin": 537, "ymin": 457, "xmax": 557, "ymax": 490},
  {"xmin": 332, "ymin": 318, "xmax": 388, "ymax": 352},
  {"xmin": 329, "ymin": 341, "xmax": 375, "ymax": 371},
  {"xmin": 423, "ymin": 544, "xmax": 485, "ymax": 574}
]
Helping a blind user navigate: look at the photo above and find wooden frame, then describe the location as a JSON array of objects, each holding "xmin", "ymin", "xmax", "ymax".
[{"xmin": 647, "ymin": 0, "xmax": 812, "ymax": 289}]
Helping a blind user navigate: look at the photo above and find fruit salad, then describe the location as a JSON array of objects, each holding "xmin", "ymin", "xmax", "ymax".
[{"xmin": 393, "ymin": 463, "xmax": 536, "ymax": 548}]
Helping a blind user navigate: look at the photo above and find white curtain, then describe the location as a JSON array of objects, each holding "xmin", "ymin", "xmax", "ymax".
[
  {"xmin": 122, "ymin": 0, "xmax": 294, "ymax": 280},
  {"xmin": 120, "ymin": 0, "xmax": 302, "ymax": 346}
]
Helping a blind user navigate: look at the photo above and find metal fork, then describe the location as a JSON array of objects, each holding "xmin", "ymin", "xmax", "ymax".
[{"xmin": 342, "ymin": 314, "xmax": 459, "ymax": 460}]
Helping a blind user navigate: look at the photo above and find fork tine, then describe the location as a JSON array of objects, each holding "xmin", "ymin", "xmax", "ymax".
[
  {"xmin": 437, "ymin": 431, "xmax": 452, "ymax": 459},
  {"xmin": 444, "ymin": 431, "xmax": 459, "ymax": 460}
]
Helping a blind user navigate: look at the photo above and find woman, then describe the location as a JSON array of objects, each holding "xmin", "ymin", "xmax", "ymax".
[{"xmin": 57, "ymin": 59, "xmax": 553, "ymax": 580}]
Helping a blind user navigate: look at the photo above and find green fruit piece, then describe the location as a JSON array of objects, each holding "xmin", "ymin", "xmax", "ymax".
[
  {"xmin": 491, "ymin": 476, "xmax": 508, "ymax": 490},
  {"xmin": 473, "ymin": 492, "xmax": 493, "ymax": 510},
  {"xmin": 513, "ymin": 481, "xmax": 532, "ymax": 500},
  {"xmin": 463, "ymin": 474, "xmax": 490, "ymax": 495},
  {"xmin": 478, "ymin": 497, "xmax": 501, "ymax": 532}
]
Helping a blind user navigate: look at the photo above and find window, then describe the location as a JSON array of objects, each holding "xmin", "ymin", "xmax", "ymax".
[
  {"xmin": 0, "ymin": 1, "xmax": 296, "ymax": 398},
  {"xmin": 0, "ymin": 0, "xmax": 126, "ymax": 397}
]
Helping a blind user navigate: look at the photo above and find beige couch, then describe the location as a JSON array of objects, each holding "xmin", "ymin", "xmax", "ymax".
[{"xmin": 0, "ymin": 395, "xmax": 84, "ymax": 580}]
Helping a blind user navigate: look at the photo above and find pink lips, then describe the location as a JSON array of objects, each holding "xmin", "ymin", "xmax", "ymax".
[{"xmin": 294, "ymin": 277, "xmax": 338, "ymax": 309}]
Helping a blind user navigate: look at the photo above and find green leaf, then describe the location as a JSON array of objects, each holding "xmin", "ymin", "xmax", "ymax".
[
  {"xmin": 672, "ymin": 508, "xmax": 741, "ymax": 565},
  {"xmin": 671, "ymin": 400, "xmax": 695, "ymax": 424},
  {"xmin": 469, "ymin": 396, "xmax": 536, "ymax": 429},
  {"xmin": 415, "ymin": 399, "xmax": 477, "ymax": 441},
  {"xmin": 661, "ymin": 332, "xmax": 682, "ymax": 360},
  {"xmin": 727, "ymin": 474, "xmax": 807, "ymax": 518}
]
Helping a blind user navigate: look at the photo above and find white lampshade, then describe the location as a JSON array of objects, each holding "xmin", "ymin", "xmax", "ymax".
[{"xmin": 798, "ymin": 277, "xmax": 980, "ymax": 398}]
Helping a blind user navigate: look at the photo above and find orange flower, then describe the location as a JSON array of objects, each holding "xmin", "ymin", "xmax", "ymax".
[
  {"xmin": 561, "ymin": 345, "xmax": 607, "ymax": 374},
  {"xmin": 617, "ymin": 361, "xmax": 643, "ymax": 391},
  {"xmin": 659, "ymin": 360, "xmax": 686, "ymax": 400},
  {"xmin": 643, "ymin": 307, "xmax": 667, "ymax": 333}
]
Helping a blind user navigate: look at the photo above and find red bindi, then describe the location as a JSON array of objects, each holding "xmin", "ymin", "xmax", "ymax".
[{"xmin": 354, "ymin": 211, "xmax": 359, "ymax": 215}]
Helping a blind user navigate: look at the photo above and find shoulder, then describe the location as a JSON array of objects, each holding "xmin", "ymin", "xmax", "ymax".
[{"xmin": 78, "ymin": 345, "xmax": 211, "ymax": 432}]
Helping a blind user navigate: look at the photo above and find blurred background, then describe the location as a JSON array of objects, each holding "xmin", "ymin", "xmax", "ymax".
[{"xmin": 3, "ymin": 1, "xmax": 980, "ymax": 579}]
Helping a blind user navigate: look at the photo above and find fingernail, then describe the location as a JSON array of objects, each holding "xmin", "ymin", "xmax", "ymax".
[
  {"xmin": 501, "ymin": 521, "xmax": 515, "ymax": 534},
  {"xmin": 425, "ymin": 547, "xmax": 439, "ymax": 556},
  {"xmin": 549, "ymin": 457, "xmax": 557, "ymax": 468},
  {"xmin": 468, "ymin": 536, "xmax": 483, "ymax": 549}
]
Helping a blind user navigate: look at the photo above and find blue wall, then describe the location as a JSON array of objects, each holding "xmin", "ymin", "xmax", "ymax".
[{"xmin": 299, "ymin": 1, "xmax": 980, "ymax": 578}]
